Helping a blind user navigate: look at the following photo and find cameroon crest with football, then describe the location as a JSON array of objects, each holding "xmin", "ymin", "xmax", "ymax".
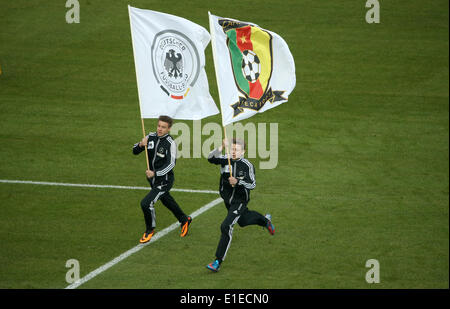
[{"xmin": 218, "ymin": 19, "xmax": 286, "ymax": 117}]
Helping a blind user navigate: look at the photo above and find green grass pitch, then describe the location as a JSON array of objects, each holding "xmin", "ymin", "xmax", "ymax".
[{"xmin": 0, "ymin": 0, "xmax": 448, "ymax": 289}]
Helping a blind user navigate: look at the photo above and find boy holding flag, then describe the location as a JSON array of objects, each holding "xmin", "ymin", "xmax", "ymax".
[{"xmin": 206, "ymin": 138, "xmax": 275, "ymax": 272}]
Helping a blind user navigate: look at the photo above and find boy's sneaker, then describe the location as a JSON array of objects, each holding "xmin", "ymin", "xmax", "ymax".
[
  {"xmin": 206, "ymin": 259, "xmax": 221, "ymax": 272},
  {"xmin": 139, "ymin": 230, "xmax": 154, "ymax": 243},
  {"xmin": 180, "ymin": 216, "xmax": 192, "ymax": 237},
  {"xmin": 265, "ymin": 214, "xmax": 275, "ymax": 235}
]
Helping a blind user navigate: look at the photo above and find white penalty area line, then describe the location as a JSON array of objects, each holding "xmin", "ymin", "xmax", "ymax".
[
  {"xmin": 65, "ymin": 197, "xmax": 223, "ymax": 289},
  {"xmin": 0, "ymin": 179, "xmax": 218, "ymax": 194}
]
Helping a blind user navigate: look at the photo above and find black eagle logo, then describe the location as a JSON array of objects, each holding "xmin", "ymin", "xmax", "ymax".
[{"xmin": 164, "ymin": 49, "xmax": 183, "ymax": 78}]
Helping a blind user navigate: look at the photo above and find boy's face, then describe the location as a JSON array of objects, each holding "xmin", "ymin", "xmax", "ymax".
[
  {"xmin": 157, "ymin": 120, "xmax": 171, "ymax": 137},
  {"xmin": 231, "ymin": 143, "xmax": 245, "ymax": 160}
]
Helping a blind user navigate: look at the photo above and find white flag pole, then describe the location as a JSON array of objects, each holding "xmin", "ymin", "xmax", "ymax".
[
  {"xmin": 128, "ymin": 5, "xmax": 150, "ymax": 171},
  {"xmin": 208, "ymin": 12, "xmax": 233, "ymax": 179}
]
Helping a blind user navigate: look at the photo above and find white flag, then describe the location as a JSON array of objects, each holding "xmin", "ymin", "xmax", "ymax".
[
  {"xmin": 209, "ymin": 13, "xmax": 296, "ymax": 126},
  {"xmin": 128, "ymin": 6, "xmax": 219, "ymax": 120}
]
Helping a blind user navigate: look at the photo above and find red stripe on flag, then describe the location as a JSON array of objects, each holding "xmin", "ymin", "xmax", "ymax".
[
  {"xmin": 171, "ymin": 94, "xmax": 183, "ymax": 100},
  {"xmin": 249, "ymin": 80, "xmax": 264, "ymax": 99},
  {"xmin": 235, "ymin": 26, "xmax": 253, "ymax": 52}
]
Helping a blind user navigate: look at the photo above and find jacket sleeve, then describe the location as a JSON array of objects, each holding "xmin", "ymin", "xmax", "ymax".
[
  {"xmin": 132, "ymin": 142, "xmax": 145, "ymax": 155},
  {"xmin": 237, "ymin": 160, "xmax": 256, "ymax": 190},
  {"xmin": 133, "ymin": 134, "xmax": 151, "ymax": 155},
  {"xmin": 155, "ymin": 138, "xmax": 176, "ymax": 177},
  {"xmin": 207, "ymin": 148, "xmax": 229, "ymax": 165}
]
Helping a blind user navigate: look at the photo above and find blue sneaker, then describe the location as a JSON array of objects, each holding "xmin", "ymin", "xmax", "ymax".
[
  {"xmin": 206, "ymin": 259, "xmax": 221, "ymax": 272},
  {"xmin": 265, "ymin": 214, "xmax": 275, "ymax": 235}
]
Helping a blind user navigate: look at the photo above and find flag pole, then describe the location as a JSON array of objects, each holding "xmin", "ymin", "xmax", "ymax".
[
  {"xmin": 209, "ymin": 11, "xmax": 233, "ymax": 178},
  {"xmin": 140, "ymin": 118, "xmax": 150, "ymax": 171},
  {"xmin": 129, "ymin": 5, "xmax": 150, "ymax": 171},
  {"xmin": 222, "ymin": 125, "xmax": 233, "ymax": 178}
]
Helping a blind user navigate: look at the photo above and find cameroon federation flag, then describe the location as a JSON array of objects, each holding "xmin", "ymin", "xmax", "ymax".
[
  {"xmin": 209, "ymin": 13, "xmax": 296, "ymax": 126},
  {"xmin": 225, "ymin": 25, "xmax": 272, "ymax": 100}
]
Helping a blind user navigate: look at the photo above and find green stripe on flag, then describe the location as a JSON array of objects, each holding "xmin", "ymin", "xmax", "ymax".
[{"xmin": 227, "ymin": 29, "xmax": 249, "ymax": 93}]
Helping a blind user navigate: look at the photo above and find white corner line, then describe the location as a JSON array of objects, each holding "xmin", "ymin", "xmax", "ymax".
[
  {"xmin": 65, "ymin": 197, "xmax": 223, "ymax": 289},
  {"xmin": 0, "ymin": 179, "xmax": 219, "ymax": 194}
]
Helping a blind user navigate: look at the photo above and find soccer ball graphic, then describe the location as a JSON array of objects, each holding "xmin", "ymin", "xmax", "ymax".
[{"xmin": 241, "ymin": 50, "xmax": 261, "ymax": 83}]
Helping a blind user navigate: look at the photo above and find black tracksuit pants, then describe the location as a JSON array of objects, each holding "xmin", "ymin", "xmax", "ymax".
[
  {"xmin": 215, "ymin": 200, "xmax": 268, "ymax": 262},
  {"xmin": 140, "ymin": 179, "xmax": 188, "ymax": 232}
]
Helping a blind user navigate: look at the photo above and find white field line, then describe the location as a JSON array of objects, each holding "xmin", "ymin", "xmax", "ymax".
[
  {"xmin": 0, "ymin": 179, "xmax": 218, "ymax": 194},
  {"xmin": 0, "ymin": 178, "xmax": 222, "ymax": 288},
  {"xmin": 65, "ymin": 197, "xmax": 223, "ymax": 289}
]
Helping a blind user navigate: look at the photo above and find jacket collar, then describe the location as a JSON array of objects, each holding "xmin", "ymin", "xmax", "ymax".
[{"xmin": 156, "ymin": 133, "xmax": 169, "ymax": 139}]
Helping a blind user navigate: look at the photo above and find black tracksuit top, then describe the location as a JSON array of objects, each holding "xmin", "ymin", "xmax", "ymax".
[
  {"xmin": 132, "ymin": 132, "xmax": 176, "ymax": 184},
  {"xmin": 208, "ymin": 148, "xmax": 256, "ymax": 204}
]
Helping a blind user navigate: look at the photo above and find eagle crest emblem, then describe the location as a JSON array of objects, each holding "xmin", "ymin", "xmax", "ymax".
[
  {"xmin": 151, "ymin": 30, "xmax": 201, "ymax": 100},
  {"xmin": 164, "ymin": 49, "xmax": 183, "ymax": 78}
]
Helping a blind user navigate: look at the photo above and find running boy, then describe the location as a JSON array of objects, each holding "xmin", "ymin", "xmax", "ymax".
[
  {"xmin": 132, "ymin": 115, "xmax": 192, "ymax": 243},
  {"xmin": 206, "ymin": 138, "xmax": 275, "ymax": 272}
]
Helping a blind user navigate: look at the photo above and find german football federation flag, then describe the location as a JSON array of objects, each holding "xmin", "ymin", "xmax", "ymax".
[
  {"xmin": 128, "ymin": 6, "xmax": 219, "ymax": 120},
  {"xmin": 209, "ymin": 13, "xmax": 296, "ymax": 126}
]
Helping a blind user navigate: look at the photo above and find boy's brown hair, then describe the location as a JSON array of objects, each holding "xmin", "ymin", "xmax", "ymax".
[
  {"xmin": 232, "ymin": 138, "xmax": 246, "ymax": 151},
  {"xmin": 158, "ymin": 115, "xmax": 173, "ymax": 128}
]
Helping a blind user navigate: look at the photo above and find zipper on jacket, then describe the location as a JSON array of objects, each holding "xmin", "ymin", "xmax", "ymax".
[
  {"xmin": 151, "ymin": 138, "xmax": 160, "ymax": 171},
  {"xmin": 150, "ymin": 137, "xmax": 161, "ymax": 185},
  {"xmin": 229, "ymin": 161, "xmax": 237, "ymax": 204}
]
